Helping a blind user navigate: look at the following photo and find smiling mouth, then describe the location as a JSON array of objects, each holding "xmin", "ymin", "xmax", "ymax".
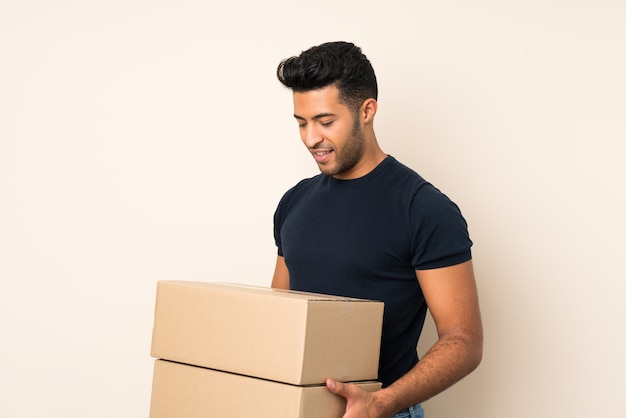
[{"xmin": 312, "ymin": 149, "xmax": 333, "ymax": 163}]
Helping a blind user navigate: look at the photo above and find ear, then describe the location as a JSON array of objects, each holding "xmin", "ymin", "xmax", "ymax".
[{"xmin": 360, "ymin": 98, "xmax": 378, "ymax": 124}]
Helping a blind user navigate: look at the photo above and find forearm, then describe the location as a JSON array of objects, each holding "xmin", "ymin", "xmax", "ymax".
[
  {"xmin": 271, "ymin": 256, "xmax": 290, "ymax": 289},
  {"xmin": 372, "ymin": 330, "xmax": 483, "ymax": 415}
]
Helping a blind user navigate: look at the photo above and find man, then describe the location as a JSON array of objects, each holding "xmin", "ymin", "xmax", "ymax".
[{"xmin": 271, "ymin": 41, "xmax": 483, "ymax": 418}]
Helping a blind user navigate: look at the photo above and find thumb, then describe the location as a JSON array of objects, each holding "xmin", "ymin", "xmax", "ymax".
[{"xmin": 326, "ymin": 378, "xmax": 348, "ymax": 396}]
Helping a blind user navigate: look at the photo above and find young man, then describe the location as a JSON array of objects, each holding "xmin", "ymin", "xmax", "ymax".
[{"xmin": 271, "ymin": 41, "xmax": 483, "ymax": 418}]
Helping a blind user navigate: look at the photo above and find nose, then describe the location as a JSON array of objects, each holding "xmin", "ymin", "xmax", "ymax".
[{"xmin": 302, "ymin": 125, "xmax": 323, "ymax": 148}]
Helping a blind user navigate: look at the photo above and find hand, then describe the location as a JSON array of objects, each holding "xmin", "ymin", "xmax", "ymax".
[{"xmin": 326, "ymin": 378, "xmax": 393, "ymax": 418}]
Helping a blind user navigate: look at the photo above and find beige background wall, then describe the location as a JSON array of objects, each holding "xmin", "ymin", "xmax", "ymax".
[{"xmin": 1, "ymin": 1, "xmax": 624, "ymax": 417}]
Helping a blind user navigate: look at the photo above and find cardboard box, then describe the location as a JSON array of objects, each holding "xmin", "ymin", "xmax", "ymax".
[
  {"xmin": 150, "ymin": 281, "xmax": 384, "ymax": 385},
  {"xmin": 149, "ymin": 359, "xmax": 382, "ymax": 418}
]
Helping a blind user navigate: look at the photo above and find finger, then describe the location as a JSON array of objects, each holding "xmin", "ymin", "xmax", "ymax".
[
  {"xmin": 326, "ymin": 378, "xmax": 342, "ymax": 394},
  {"xmin": 326, "ymin": 378, "xmax": 359, "ymax": 399}
]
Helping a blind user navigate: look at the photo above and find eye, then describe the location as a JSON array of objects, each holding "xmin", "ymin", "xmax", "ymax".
[{"xmin": 320, "ymin": 120, "xmax": 334, "ymax": 127}]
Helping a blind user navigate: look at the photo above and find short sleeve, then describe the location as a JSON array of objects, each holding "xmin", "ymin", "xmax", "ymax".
[{"xmin": 410, "ymin": 184, "xmax": 473, "ymax": 270}]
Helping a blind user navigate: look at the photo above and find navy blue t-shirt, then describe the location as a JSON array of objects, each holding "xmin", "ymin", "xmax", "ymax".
[{"xmin": 273, "ymin": 156, "xmax": 472, "ymax": 387}]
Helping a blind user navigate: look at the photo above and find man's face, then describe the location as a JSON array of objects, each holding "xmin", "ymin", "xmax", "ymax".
[{"xmin": 293, "ymin": 85, "xmax": 365, "ymax": 179}]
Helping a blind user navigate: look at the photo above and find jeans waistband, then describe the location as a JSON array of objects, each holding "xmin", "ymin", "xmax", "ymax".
[{"xmin": 392, "ymin": 403, "xmax": 424, "ymax": 418}]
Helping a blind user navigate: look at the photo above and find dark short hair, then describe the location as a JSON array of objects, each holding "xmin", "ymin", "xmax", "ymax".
[{"xmin": 276, "ymin": 41, "xmax": 378, "ymax": 111}]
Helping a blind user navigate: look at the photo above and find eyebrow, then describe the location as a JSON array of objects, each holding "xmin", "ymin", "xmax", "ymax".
[{"xmin": 293, "ymin": 112, "xmax": 337, "ymax": 121}]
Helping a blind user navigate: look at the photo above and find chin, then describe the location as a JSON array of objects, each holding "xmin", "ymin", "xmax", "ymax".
[{"xmin": 318, "ymin": 166, "xmax": 340, "ymax": 176}]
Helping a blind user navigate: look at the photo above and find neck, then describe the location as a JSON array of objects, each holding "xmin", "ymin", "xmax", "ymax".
[{"xmin": 333, "ymin": 135, "xmax": 387, "ymax": 180}]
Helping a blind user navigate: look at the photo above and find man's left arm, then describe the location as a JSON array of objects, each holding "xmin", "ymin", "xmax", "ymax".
[{"xmin": 326, "ymin": 260, "xmax": 483, "ymax": 418}]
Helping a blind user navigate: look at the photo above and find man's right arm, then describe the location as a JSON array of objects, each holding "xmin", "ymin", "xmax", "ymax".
[{"xmin": 271, "ymin": 255, "xmax": 290, "ymax": 290}]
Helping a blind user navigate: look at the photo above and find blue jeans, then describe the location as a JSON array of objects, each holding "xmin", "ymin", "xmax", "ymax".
[{"xmin": 392, "ymin": 404, "xmax": 424, "ymax": 418}]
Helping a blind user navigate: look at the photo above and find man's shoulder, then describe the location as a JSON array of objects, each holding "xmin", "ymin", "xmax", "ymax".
[
  {"xmin": 286, "ymin": 173, "xmax": 323, "ymax": 192},
  {"xmin": 380, "ymin": 156, "xmax": 428, "ymax": 188},
  {"xmin": 278, "ymin": 173, "xmax": 324, "ymax": 204}
]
